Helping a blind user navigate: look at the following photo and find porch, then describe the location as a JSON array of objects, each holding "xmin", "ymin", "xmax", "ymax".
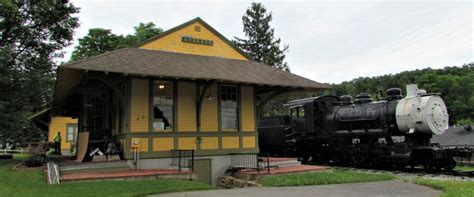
[{"xmin": 49, "ymin": 150, "xmax": 196, "ymax": 183}]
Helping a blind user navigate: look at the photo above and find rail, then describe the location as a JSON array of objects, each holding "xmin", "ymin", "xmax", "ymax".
[
  {"xmin": 229, "ymin": 153, "xmax": 271, "ymax": 174},
  {"xmin": 170, "ymin": 150, "xmax": 194, "ymax": 172}
]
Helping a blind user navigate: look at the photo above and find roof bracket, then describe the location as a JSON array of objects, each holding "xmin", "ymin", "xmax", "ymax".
[{"xmin": 196, "ymin": 80, "xmax": 215, "ymax": 128}]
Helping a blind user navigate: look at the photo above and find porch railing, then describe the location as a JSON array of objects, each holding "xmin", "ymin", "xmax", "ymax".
[
  {"xmin": 229, "ymin": 153, "xmax": 271, "ymax": 174},
  {"xmin": 170, "ymin": 150, "xmax": 194, "ymax": 172},
  {"xmin": 0, "ymin": 149, "xmax": 27, "ymax": 154}
]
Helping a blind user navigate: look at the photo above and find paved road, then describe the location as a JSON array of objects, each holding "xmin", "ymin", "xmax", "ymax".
[{"xmin": 152, "ymin": 180, "xmax": 441, "ymax": 197}]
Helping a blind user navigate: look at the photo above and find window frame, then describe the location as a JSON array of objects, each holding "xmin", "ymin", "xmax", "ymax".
[
  {"xmin": 219, "ymin": 84, "xmax": 240, "ymax": 132},
  {"xmin": 151, "ymin": 80, "xmax": 175, "ymax": 132},
  {"xmin": 65, "ymin": 123, "xmax": 78, "ymax": 142}
]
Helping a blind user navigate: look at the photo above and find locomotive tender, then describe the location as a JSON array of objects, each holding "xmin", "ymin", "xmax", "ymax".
[{"xmin": 259, "ymin": 84, "xmax": 456, "ymax": 170}]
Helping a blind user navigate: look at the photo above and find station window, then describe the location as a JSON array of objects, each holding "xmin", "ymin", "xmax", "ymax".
[
  {"xmin": 153, "ymin": 80, "xmax": 174, "ymax": 131},
  {"xmin": 220, "ymin": 85, "xmax": 238, "ymax": 131}
]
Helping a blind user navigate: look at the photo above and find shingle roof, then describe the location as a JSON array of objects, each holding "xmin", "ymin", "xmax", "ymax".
[{"xmin": 61, "ymin": 48, "xmax": 329, "ymax": 89}]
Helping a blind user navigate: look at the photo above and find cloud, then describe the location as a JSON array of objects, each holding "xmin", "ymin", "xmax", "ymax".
[
  {"xmin": 63, "ymin": 0, "xmax": 472, "ymax": 84},
  {"xmin": 286, "ymin": 1, "xmax": 472, "ymax": 83}
]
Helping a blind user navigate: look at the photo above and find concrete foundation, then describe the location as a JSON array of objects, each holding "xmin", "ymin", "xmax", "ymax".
[{"xmin": 127, "ymin": 155, "xmax": 231, "ymax": 185}]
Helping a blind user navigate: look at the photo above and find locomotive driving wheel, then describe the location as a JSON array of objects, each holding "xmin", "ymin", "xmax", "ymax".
[
  {"xmin": 351, "ymin": 144, "xmax": 369, "ymax": 168},
  {"xmin": 299, "ymin": 153, "xmax": 310, "ymax": 163},
  {"xmin": 443, "ymin": 158, "xmax": 456, "ymax": 171}
]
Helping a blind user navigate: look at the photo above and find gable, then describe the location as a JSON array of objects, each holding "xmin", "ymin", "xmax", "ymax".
[{"xmin": 139, "ymin": 20, "xmax": 249, "ymax": 61}]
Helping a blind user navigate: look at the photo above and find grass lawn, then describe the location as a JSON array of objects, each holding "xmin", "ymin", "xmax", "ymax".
[
  {"xmin": 454, "ymin": 165, "xmax": 474, "ymax": 171},
  {"xmin": 0, "ymin": 154, "xmax": 213, "ymax": 197},
  {"xmin": 414, "ymin": 179, "xmax": 474, "ymax": 197},
  {"xmin": 260, "ymin": 170, "xmax": 395, "ymax": 187}
]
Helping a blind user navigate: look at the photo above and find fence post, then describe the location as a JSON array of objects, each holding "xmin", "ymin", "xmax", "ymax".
[
  {"xmin": 191, "ymin": 150, "xmax": 194, "ymax": 172},
  {"xmin": 255, "ymin": 153, "xmax": 260, "ymax": 174},
  {"xmin": 178, "ymin": 150, "xmax": 182, "ymax": 172},
  {"xmin": 266, "ymin": 153, "xmax": 270, "ymax": 174}
]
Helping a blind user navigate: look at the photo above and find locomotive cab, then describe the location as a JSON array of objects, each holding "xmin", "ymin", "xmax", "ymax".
[
  {"xmin": 289, "ymin": 105, "xmax": 307, "ymax": 134},
  {"xmin": 286, "ymin": 96, "xmax": 340, "ymax": 136}
]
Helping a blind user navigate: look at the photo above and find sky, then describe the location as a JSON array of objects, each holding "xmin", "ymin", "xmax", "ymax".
[{"xmin": 65, "ymin": 0, "xmax": 473, "ymax": 84}]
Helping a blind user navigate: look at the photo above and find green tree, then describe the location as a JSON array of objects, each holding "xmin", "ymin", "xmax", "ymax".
[
  {"xmin": 70, "ymin": 22, "xmax": 163, "ymax": 61},
  {"xmin": 0, "ymin": 0, "xmax": 80, "ymax": 145},
  {"xmin": 126, "ymin": 22, "xmax": 163, "ymax": 45},
  {"xmin": 234, "ymin": 2, "xmax": 290, "ymax": 71},
  {"xmin": 331, "ymin": 63, "xmax": 474, "ymax": 125},
  {"xmin": 70, "ymin": 28, "xmax": 122, "ymax": 61}
]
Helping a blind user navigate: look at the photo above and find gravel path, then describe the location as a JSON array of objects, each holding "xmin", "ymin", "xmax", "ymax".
[
  {"xmin": 334, "ymin": 167, "xmax": 474, "ymax": 182},
  {"xmin": 151, "ymin": 180, "xmax": 441, "ymax": 197}
]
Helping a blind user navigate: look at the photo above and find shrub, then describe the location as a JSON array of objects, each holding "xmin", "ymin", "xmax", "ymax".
[
  {"xmin": 456, "ymin": 119, "xmax": 474, "ymax": 126},
  {"xmin": 24, "ymin": 154, "xmax": 48, "ymax": 167},
  {"xmin": 27, "ymin": 142, "xmax": 52, "ymax": 155}
]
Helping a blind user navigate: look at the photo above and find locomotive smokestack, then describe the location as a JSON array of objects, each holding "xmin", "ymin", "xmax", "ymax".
[{"xmin": 406, "ymin": 84, "xmax": 418, "ymax": 97}]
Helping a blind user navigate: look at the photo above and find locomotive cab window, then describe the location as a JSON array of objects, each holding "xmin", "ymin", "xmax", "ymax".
[
  {"xmin": 291, "ymin": 108, "xmax": 297, "ymax": 118},
  {"xmin": 298, "ymin": 107, "xmax": 305, "ymax": 118},
  {"xmin": 290, "ymin": 107, "xmax": 305, "ymax": 118}
]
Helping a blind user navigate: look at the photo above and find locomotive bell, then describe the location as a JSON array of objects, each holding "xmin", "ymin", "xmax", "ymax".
[{"xmin": 395, "ymin": 84, "xmax": 449, "ymax": 135}]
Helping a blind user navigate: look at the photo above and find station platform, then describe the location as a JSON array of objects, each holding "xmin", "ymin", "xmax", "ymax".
[
  {"xmin": 60, "ymin": 169, "xmax": 193, "ymax": 182},
  {"xmin": 235, "ymin": 157, "xmax": 331, "ymax": 177}
]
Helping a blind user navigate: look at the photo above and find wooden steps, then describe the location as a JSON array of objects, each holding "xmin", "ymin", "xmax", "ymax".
[
  {"xmin": 261, "ymin": 157, "xmax": 301, "ymax": 168},
  {"xmin": 234, "ymin": 157, "xmax": 332, "ymax": 181}
]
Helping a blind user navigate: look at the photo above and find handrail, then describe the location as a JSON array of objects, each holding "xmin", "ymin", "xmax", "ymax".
[
  {"xmin": 229, "ymin": 153, "xmax": 271, "ymax": 174},
  {"xmin": 170, "ymin": 150, "xmax": 194, "ymax": 172}
]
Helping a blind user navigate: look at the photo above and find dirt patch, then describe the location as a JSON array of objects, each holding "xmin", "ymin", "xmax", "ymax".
[{"xmin": 12, "ymin": 161, "xmax": 45, "ymax": 171}]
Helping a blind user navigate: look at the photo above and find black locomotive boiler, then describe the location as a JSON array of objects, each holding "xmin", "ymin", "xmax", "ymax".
[{"xmin": 258, "ymin": 84, "xmax": 456, "ymax": 170}]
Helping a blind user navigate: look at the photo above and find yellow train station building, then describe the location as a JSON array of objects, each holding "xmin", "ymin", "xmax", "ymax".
[{"xmin": 51, "ymin": 17, "xmax": 327, "ymax": 184}]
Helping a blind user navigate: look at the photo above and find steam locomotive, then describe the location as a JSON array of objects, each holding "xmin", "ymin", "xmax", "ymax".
[{"xmin": 259, "ymin": 84, "xmax": 456, "ymax": 171}]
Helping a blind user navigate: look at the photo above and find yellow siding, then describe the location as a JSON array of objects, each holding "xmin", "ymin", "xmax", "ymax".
[
  {"xmin": 131, "ymin": 79, "xmax": 149, "ymax": 132},
  {"xmin": 178, "ymin": 82, "xmax": 197, "ymax": 132},
  {"xmin": 48, "ymin": 117, "xmax": 77, "ymax": 150},
  {"xmin": 200, "ymin": 84, "xmax": 218, "ymax": 132},
  {"xmin": 178, "ymin": 137, "xmax": 197, "ymax": 150},
  {"xmin": 200, "ymin": 137, "xmax": 218, "ymax": 150},
  {"xmin": 130, "ymin": 138, "xmax": 149, "ymax": 152},
  {"xmin": 140, "ymin": 21, "xmax": 248, "ymax": 61},
  {"xmin": 241, "ymin": 86, "xmax": 256, "ymax": 132},
  {"xmin": 242, "ymin": 136, "xmax": 256, "ymax": 148},
  {"xmin": 153, "ymin": 138, "xmax": 174, "ymax": 152},
  {"xmin": 222, "ymin": 137, "xmax": 239, "ymax": 149}
]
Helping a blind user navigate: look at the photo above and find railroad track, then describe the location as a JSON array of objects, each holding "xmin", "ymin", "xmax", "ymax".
[{"xmin": 323, "ymin": 165, "xmax": 474, "ymax": 181}]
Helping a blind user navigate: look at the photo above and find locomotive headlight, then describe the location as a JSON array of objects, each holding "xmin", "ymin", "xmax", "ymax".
[{"xmin": 395, "ymin": 84, "xmax": 449, "ymax": 135}]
